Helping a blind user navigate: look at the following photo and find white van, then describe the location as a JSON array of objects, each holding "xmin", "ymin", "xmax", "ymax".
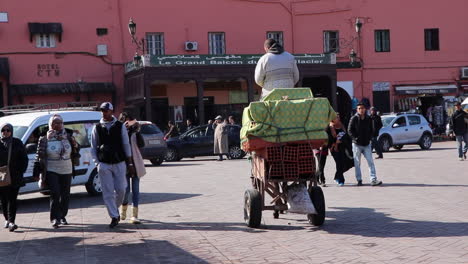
[{"xmin": 0, "ymin": 111, "xmax": 102, "ymax": 195}]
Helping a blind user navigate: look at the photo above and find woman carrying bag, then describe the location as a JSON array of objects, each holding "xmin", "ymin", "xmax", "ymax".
[
  {"xmin": 34, "ymin": 114, "xmax": 80, "ymax": 229},
  {"xmin": 0, "ymin": 123, "xmax": 28, "ymax": 232},
  {"xmin": 119, "ymin": 113, "xmax": 146, "ymax": 224},
  {"xmin": 326, "ymin": 114, "xmax": 354, "ymax": 186}
]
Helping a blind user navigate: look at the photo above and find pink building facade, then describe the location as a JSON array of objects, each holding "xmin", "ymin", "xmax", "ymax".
[{"xmin": 1, "ymin": 0, "xmax": 467, "ymax": 128}]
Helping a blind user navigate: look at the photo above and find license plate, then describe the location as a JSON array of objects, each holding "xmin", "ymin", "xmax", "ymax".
[{"xmin": 149, "ymin": 140, "xmax": 161, "ymax": 145}]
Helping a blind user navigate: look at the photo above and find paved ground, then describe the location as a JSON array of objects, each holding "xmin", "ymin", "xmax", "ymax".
[{"xmin": 1, "ymin": 141, "xmax": 467, "ymax": 264}]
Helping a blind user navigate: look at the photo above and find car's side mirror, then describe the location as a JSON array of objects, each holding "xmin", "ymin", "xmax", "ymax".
[
  {"xmin": 25, "ymin": 143, "xmax": 38, "ymax": 154},
  {"xmin": 392, "ymin": 123, "xmax": 400, "ymax": 128}
]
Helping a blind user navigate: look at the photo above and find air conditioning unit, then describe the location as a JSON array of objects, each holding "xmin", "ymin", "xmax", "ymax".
[
  {"xmin": 462, "ymin": 67, "xmax": 468, "ymax": 79},
  {"xmin": 185, "ymin": 41, "xmax": 198, "ymax": 51}
]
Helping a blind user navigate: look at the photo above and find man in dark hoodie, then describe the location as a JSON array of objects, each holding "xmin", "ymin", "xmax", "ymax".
[
  {"xmin": 450, "ymin": 102, "xmax": 468, "ymax": 161},
  {"xmin": 348, "ymin": 103, "xmax": 382, "ymax": 186},
  {"xmin": 254, "ymin": 38, "xmax": 299, "ymax": 100}
]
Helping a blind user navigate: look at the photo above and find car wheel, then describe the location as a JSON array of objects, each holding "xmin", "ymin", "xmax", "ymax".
[
  {"xmin": 165, "ymin": 147, "xmax": 179, "ymax": 162},
  {"xmin": 379, "ymin": 135, "xmax": 392, "ymax": 152},
  {"xmin": 419, "ymin": 133, "xmax": 432, "ymax": 150},
  {"xmin": 150, "ymin": 156, "xmax": 164, "ymax": 166},
  {"xmin": 393, "ymin": 145, "xmax": 404, "ymax": 150},
  {"xmin": 85, "ymin": 170, "xmax": 102, "ymax": 196},
  {"xmin": 228, "ymin": 145, "xmax": 245, "ymax": 159}
]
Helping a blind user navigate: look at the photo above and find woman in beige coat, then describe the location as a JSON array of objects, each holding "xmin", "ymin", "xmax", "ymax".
[{"xmin": 213, "ymin": 117, "xmax": 229, "ymax": 161}]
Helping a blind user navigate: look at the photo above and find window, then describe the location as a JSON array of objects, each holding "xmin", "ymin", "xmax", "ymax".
[
  {"xmin": 375, "ymin": 30, "xmax": 390, "ymax": 52},
  {"xmin": 140, "ymin": 124, "xmax": 162, "ymax": 134},
  {"xmin": 208, "ymin": 32, "xmax": 225, "ymax": 55},
  {"xmin": 408, "ymin": 116, "xmax": 421, "ymax": 125},
  {"xmin": 96, "ymin": 28, "xmax": 108, "ymax": 36},
  {"xmin": 267, "ymin": 31, "xmax": 283, "ymax": 46},
  {"xmin": 323, "ymin": 31, "xmax": 339, "ymax": 53},
  {"xmin": 64, "ymin": 122, "xmax": 96, "ymax": 148},
  {"xmin": 36, "ymin": 34, "xmax": 56, "ymax": 48},
  {"xmin": 146, "ymin": 33, "xmax": 165, "ymax": 55},
  {"xmin": 394, "ymin": 117, "xmax": 406, "ymax": 127},
  {"xmin": 424, "ymin": 28, "xmax": 439, "ymax": 51}
]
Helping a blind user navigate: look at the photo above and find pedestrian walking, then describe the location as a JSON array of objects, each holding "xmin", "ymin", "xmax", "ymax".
[
  {"xmin": 164, "ymin": 121, "xmax": 179, "ymax": 140},
  {"xmin": 255, "ymin": 38, "xmax": 299, "ymax": 99},
  {"xmin": 0, "ymin": 123, "xmax": 28, "ymax": 232},
  {"xmin": 327, "ymin": 114, "xmax": 354, "ymax": 186},
  {"xmin": 185, "ymin": 119, "xmax": 195, "ymax": 133},
  {"xmin": 313, "ymin": 145, "xmax": 328, "ymax": 187},
  {"xmin": 348, "ymin": 103, "xmax": 382, "ymax": 186},
  {"xmin": 91, "ymin": 102, "xmax": 135, "ymax": 228},
  {"xmin": 213, "ymin": 117, "xmax": 229, "ymax": 161},
  {"xmin": 370, "ymin": 107, "xmax": 384, "ymax": 159},
  {"xmin": 449, "ymin": 102, "xmax": 468, "ymax": 161},
  {"xmin": 34, "ymin": 115, "xmax": 80, "ymax": 228},
  {"xmin": 118, "ymin": 113, "xmax": 146, "ymax": 224},
  {"xmin": 228, "ymin": 116, "xmax": 236, "ymax": 125}
]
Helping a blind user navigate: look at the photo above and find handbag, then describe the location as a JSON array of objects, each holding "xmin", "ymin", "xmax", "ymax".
[{"xmin": 0, "ymin": 142, "xmax": 12, "ymax": 187}]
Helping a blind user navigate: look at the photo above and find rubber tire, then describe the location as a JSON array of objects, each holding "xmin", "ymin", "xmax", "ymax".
[
  {"xmin": 307, "ymin": 186, "xmax": 326, "ymax": 226},
  {"xmin": 393, "ymin": 145, "xmax": 404, "ymax": 150},
  {"xmin": 165, "ymin": 147, "xmax": 180, "ymax": 162},
  {"xmin": 419, "ymin": 133, "xmax": 432, "ymax": 150},
  {"xmin": 228, "ymin": 145, "xmax": 245, "ymax": 159},
  {"xmin": 244, "ymin": 189, "xmax": 262, "ymax": 228},
  {"xmin": 379, "ymin": 135, "xmax": 392, "ymax": 152},
  {"xmin": 150, "ymin": 156, "xmax": 164, "ymax": 166},
  {"xmin": 85, "ymin": 170, "xmax": 102, "ymax": 196}
]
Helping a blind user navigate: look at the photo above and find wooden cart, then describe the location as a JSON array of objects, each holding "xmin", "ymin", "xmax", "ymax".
[{"xmin": 243, "ymin": 140, "xmax": 326, "ymax": 228}]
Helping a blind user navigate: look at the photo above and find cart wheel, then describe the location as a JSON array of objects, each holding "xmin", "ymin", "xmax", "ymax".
[
  {"xmin": 273, "ymin": 211, "xmax": 279, "ymax": 219},
  {"xmin": 244, "ymin": 189, "xmax": 262, "ymax": 228},
  {"xmin": 307, "ymin": 186, "xmax": 326, "ymax": 226}
]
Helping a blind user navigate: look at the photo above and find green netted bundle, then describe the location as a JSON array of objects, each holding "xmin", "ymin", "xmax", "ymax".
[{"xmin": 241, "ymin": 88, "xmax": 336, "ymax": 147}]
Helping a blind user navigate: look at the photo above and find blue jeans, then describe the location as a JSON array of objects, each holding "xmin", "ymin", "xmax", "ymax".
[
  {"xmin": 123, "ymin": 175, "xmax": 140, "ymax": 207},
  {"xmin": 456, "ymin": 133, "xmax": 468, "ymax": 158},
  {"xmin": 352, "ymin": 143, "xmax": 377, "ymax": 181}
]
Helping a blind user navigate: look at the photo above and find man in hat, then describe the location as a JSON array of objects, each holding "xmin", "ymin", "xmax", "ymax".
[
  {"xmin": 370, "ymin": 107, "xmax": 383, "ymax": 159},
  {"xmin": 213, "ymin": 116, "xmax": 229, "ymax": 161},
  {"xmin": 450, "ymin": 102, "xmax": 468, "ymax": 161},
  {"xmin": 91, "ymin": 102, "xmax": 135, "ymax": 228}
]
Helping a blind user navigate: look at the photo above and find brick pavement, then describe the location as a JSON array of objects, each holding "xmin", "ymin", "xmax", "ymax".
[{"xmin": 0, "ymin": 141, "xmax": 467, "ymax": 263}]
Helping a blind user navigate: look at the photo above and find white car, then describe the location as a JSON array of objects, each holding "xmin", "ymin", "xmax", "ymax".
[
  {"xmin": 378, "ymin": 113, "xmax": 433, "ymax": 152},
  {"xmin": 0, "ymin": 111, "xmax": 102, "ymax": 195}
]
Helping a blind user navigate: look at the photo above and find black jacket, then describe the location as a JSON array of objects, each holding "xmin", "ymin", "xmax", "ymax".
[
  {"xmin": 370, "ymin": 114, "xmax": 383, "ymax": 137},
  {"xmin": 450, "ymin": 110, "xmax": 467, "ymax": 136},
  {"xmin": 0, "ymin": 138, "xmax": 29, "ymax": 188},
  {"xmin": 348, "ymin": 114, "xmax": 373, "ymax": 146}
]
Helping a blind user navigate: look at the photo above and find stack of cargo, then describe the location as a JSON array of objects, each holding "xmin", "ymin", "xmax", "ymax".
[{"xmin": 242, "ymin": 88, "xmax": 336, "ymax": 181}]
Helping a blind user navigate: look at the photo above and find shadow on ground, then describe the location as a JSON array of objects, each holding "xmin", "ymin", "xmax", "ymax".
[
  {"xmin": 0, "ymin": 236, "xmax": 210, "ymax": 264},
  {"xmin": 311, "ymin": 207, "xmax": 468, "ymax": 238}
]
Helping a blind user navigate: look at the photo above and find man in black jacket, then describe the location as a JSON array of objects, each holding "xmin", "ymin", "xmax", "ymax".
[
  {"xmin": 348, "ymin": 103, "xmax": 382, "ymax": 186},
  {"xmin": 370, "ymin": 107, "xmax": 383, "ymax": 159},
  {"xmin": 450, "ymin": 102, "xmax": 468, "ymax": 161}
]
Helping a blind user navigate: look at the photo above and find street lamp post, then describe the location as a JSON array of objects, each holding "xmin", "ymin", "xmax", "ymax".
[{"xmin": 128, "ymin": 18, "xmax": 146, "ymax": 67}]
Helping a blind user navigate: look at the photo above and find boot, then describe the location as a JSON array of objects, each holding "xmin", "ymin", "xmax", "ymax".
[
  {"xmin": 130, "ymin": 207, "xmax": 141, "ymax": 224},
  {"xmin": 120, "ymin": 205, "xmax": 128, "ymax": 220}
]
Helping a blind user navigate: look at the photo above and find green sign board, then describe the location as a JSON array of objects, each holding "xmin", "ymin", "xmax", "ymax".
[{"xmin": 126, "ymin": 53, "xmax": 335, "ymax": 73}]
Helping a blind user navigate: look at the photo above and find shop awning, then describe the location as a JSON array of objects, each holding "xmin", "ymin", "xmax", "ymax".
[
  {"xmin": 28, "ymin": 22, "xmax": 63, "ymax": 42},
  {"xmin": 395, "ymin": 84, "xmax": 457, "ymax": 95},
  {"xmin": 10, "ymin": 82, "xmax": 115, "ymax": 96},
  {"xmin": 0, "ymin": 58, "xmax": 9, "ymax": 77}
]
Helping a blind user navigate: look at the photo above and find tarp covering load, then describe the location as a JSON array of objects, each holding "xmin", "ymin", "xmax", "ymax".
[{"xmin": 241, "ymin": 88, "xmax": 336, "ymax": 151}]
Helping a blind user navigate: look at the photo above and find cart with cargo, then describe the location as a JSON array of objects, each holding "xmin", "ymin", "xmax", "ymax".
[{"xmin": 240, "ymin": 88, "xmax": 336, "ymax": 228}]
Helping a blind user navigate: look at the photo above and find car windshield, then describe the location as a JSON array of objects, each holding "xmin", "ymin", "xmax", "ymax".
[
  {"xmin": 13, "ymin": 126, "xmax": 29, "ymax": 140},
  {"xmin": 140, "ymin": 124, "xmax": 162, "ymax": 134},
  {"xmin": 381, "ymin": 116, "xmax": 396, "ymax": 127}
]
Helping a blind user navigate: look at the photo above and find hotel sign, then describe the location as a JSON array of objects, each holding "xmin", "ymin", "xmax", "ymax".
[
  {"xmin": 126, "ymin": 53, "xmax": 335, "ymax": 73},
  {"xmin": 395, "ymin": 85, "xmax": 457, "ymax": 95}
]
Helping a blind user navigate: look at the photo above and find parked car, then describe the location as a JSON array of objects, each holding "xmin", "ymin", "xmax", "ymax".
[
  {"xmin": 0, "ymin": 111, "xmax": 102, "ymax": 195},
  {"xmin": 138, "ymin": 121, "xmax": 167, "ymax": 166},
  {"xmin": 378, "ymin": 113, "xmax": 433, "ymax": 151},
  {"xmin": 164, "ymin": 124, "xmax": 246, "ymax": 161}
]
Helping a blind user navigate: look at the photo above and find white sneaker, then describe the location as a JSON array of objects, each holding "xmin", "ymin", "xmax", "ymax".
[
  {"xmin": 459, "ymin": 157, "xmax": 464, "ymax": 161},
  {"xmin": 4, "ymin": 221, "xmax": 9, "ymax": 228}
]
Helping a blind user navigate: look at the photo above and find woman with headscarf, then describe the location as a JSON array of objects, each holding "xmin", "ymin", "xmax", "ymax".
[
  {"xmin": 118, "ymin": 112, "xmax": 146, "ymax": 224},
  {"xmin": 35, "ymin": 114, "xmax": 80, "ymax": 228},
  {"xmin": 0, "ymin": 123, "xmax": 28, "ymax": 232},
  {"xmin": 255, "ymin": 38, "xmax": 300, "ymax": 100}
]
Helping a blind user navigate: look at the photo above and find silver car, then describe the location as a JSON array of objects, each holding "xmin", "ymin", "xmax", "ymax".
[
  {"xmin": 378, "ymin": 113, "xmax": 433, "ymax": 151},
  {"xmin": 138, "ymin": 121, "xmax": 167, "ymax": 165}
]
